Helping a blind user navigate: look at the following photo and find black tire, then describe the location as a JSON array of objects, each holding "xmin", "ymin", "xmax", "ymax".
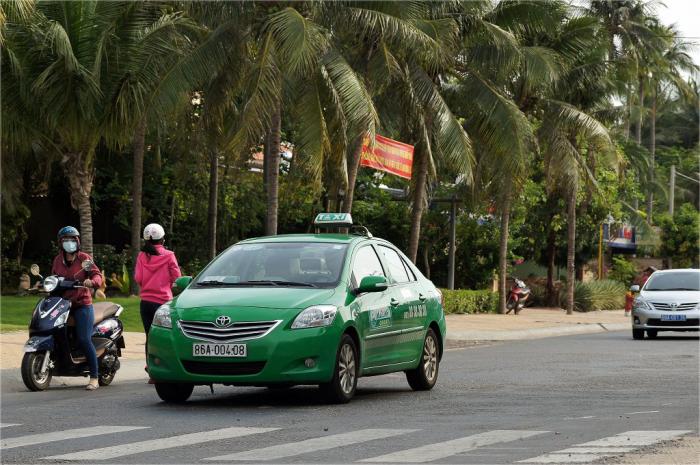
[
  {"xmin": 632, "ymin": 328, "xmax": 645, "ymax": 340},
  {"xmin": 21, "ymin": 352, "xmax": 52, "ymax": 391},
  {"xmin": 98, "ymin": 371, "xmax": 116, "ymax": 386},
  {"xmin": 320, "ymin": 334, "xmax": 358, "ymax": 404},
  {"xmin": 646, "ymin": 329, "xmax": 658, "ymax": 339},
  {"xmin": 154, "ymin": 382, "xmax": 194, "ymax": 403},
  {"xmin": 406, "ymin": 328, "xmax": 440, "ymax": 391}
]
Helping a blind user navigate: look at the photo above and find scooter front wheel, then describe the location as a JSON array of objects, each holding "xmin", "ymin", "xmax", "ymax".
[{"xmin": 21, "ymin": 351, "xmax": 52, "ymax": 391}]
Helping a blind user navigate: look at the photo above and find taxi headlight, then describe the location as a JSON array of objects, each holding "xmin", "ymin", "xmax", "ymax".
[
  {"xmin": 43, "ymin": 276, "xmax": 59, "ymax": 292},
  {"xmin": 152, "ymin": 305, "xmax": 172, "ymax": 329},
  {"xmin": 292, "ymin": 305, "xmax": 337, "ymax": 329},
  {"xmin": 634, "ymin": 299, "xmax": 651, "ymax": 311},
  {"xmin": 53, "ymin": 312, "xmax": 69, "ymax": 327}
]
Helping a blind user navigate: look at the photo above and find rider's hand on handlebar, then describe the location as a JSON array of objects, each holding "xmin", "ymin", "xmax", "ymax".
[{"xmin": 83, "ymin": 279, "xmax": 94, "ymax": 288}]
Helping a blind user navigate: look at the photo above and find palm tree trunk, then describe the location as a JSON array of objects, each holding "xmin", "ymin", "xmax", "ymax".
[
  {"xmin": 342, "ymin": 134, "xmax": 365, "ymax": 214},
  {"xmin": 545, "ymin": 224, "xmax": 557, "ymax": 306},
  {"xmin": 408, "ymin": 143, "xmax": 428, "ymax": 263},
  {"xmin": 566, "ymin": 184, "xmax": 577, "ymax": 315},
  {"xmin": 635, "ymin": 75, "xmax": 644, "ymax": 145},
  {"xmin": 265, "ymin": 102, "xmax": 281, "ymax": 235},
  {"xmin": 498, "ymin": 188, "xmax": 512, "ymax": 314},
  {"xmin": 130, "ymin": 117, "xmax": 147, "ymax": 295},
  {"xmin": 62, "ymin": 152, "xmax": 95, "ymax": 254},
  {"xmin": 624, "ymin": 83, "xmax": 632, "ymax": 141},
  {"xmin": 207, "ymin": 150, "xmax": 218, "ymax": 260},
  {"xmin": 647, "ymin": 84, "xmax": 656, "ymax": 224}
]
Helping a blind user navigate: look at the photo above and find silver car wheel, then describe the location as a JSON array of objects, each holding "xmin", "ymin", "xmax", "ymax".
[
  {"xmin": 423, "ymin": 335, "xmax": 438, "ymax": 382},
  {"xmin": 338, "ymin": 343, "xmax": 356, "ymax": 395}
]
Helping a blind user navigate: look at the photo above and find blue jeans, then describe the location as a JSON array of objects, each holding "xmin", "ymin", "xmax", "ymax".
[{"xmin": 73, "ymin": 305, "xmax": 98, "ymax": 378}]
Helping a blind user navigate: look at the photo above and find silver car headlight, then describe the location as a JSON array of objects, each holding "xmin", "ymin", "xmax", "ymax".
[
  {"xmin": 292, "ymin": 305, "xmax": 337, "ymax": 329},
  {"xmin": 633, "ymin": 299, "xmax": 651, "ymax": 311},
  {"xmin": 43, "ymin": 276, "xmax": 59, "ymax": 292},
  {"xmin": 152, "ymin": 305, "xmax": 172, "ymax": 329}
]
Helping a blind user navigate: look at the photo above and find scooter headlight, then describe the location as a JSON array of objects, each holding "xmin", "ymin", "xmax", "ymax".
[
  {"xmin": 54, "ymin": 312, "xmax": 69, "ymax": 327},
  {"xmin": 43, "ymin": 276, "xmax": 59, "ymax": 292},
  {"xmin": 152, "ymin": 305, "xmax": 172, "ymax": 329}
]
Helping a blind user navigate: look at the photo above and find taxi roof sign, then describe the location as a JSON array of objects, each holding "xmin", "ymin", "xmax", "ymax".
[{"xmin": 314, "ymin": 213, "xmax": 353, "ymax": 226}]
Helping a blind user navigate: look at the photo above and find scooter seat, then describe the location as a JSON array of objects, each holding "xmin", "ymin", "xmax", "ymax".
[{"xmin": 67, "ymin": 302, "xmax": 121, "ymax": 326}]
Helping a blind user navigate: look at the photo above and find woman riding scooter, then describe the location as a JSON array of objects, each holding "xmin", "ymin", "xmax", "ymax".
[{"xmin": 52, "ymin": 226, "xmax": 103, "ymax": 390}]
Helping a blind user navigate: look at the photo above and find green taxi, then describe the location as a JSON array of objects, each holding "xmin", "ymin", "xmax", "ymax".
[{"xmin": 147, "ymin": 214, "xmax": 446, "ymax": 403}]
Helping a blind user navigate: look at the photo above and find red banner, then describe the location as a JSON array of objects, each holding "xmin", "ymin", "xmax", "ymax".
[{"xmin": 360, "ymin": 134, "xmax": 414, "ymax": 179}]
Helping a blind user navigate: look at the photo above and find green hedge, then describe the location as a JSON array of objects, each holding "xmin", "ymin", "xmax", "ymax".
[
  {"xmin": 560, "ymin": 280, "xmax": 626, "ymax": 312},
  {"xmin": 441, "ymin": 289, "xmax": 498, "ymax": 314}
]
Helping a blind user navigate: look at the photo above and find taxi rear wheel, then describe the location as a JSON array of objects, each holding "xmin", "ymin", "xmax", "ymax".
[
  {"xmin": 406, "ymin": 329, "xmax": 439, "ymax": 391},
  {"xmin": 154, "ymin": 382, "xmax": 194, "ymax": 403},
  {"xmin": 320, "ymin": 334, "xmax": 358, "ymax": 404}
]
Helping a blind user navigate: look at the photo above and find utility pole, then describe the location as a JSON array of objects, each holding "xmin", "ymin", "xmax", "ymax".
[{"xmin": 669, "ymin": 164, "xmax": 675, "ymax": 215}]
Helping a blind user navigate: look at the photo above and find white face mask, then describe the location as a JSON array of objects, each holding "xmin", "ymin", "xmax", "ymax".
[{"xmin": 62, "ymin": 240, "xmax": 78, "ymax": 253}]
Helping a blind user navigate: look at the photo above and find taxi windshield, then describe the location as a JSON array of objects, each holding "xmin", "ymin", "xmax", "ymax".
[
  {"xmin": 194, "ymin": 242, "xmax": 348, "ymax": 288},
  {"xmin": 644, "ymin": 272, "xmax": 700, "ymax": 291}
]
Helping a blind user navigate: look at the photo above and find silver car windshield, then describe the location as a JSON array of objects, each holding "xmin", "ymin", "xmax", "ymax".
[
  {"xmin": 194, "ymin": 242, "xmax": 348, "ymax": 288},
  {"xmin": 644, "ymin": 273, "xmax": 700, "ymax": 291}
]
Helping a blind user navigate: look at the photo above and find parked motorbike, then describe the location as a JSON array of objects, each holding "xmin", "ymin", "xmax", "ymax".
[
  {"xmin": 21, "ymin": 262, "xmax": 125, "ymax": 391},
  {"xmin": 506, "ymin": 277, "xmax": 531, "ymax": 314}
]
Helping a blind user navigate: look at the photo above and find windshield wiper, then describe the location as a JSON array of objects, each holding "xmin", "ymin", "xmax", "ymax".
[
  {"xmin": 648, "ymin": 288, "xmax": 698, "ymax": 291},
  {"xmin": 196, "ymin": 280, "xmax": 236, "ymax": 287},
  {"xmin": 241, "ymin": 280, "xmax": 317, "ymax": 288}
]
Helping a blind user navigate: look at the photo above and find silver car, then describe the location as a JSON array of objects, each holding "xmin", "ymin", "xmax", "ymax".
[{"xmin": 631, "ymin": 269, "xmax": 700, "ymax": 339}]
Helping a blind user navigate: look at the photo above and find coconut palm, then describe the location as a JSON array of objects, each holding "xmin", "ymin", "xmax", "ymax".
[{"xmin": 2, "ymin": 0, "xmax": 196, "ymax": 254}]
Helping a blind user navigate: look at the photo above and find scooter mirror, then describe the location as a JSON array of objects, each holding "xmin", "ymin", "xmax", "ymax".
[
  {"xmin": 81, "ymin": 259, "xmax": 93, "ymax": 271},
  {"xmin": 30, "ymin": 264, "xmax": 40, "ymax": 276}
]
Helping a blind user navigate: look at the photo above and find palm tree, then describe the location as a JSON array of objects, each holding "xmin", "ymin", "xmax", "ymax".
[{"xmin": 2, "ymin": 1, "xmax": 195, "ymax": 254}]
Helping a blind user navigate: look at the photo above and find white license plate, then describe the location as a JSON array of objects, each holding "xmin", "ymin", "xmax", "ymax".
[
  {"xmin": 661, "ymin": 314, "xmax": 686, "ymax": 321},
  {"xmin": 192, "ymin": 343, "xmax": 247, "ymax": 357}
]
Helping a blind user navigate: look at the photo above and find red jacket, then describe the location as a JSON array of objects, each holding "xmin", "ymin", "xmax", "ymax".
[{"xmin": 51, "ymin": 251, "xmax": 103, "ymax": 307}]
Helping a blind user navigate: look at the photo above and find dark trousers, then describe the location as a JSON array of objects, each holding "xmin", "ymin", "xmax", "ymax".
[
  {"xmin": 140, "ymin": 300, "xmax": 161, "ymax": 356},
  {"xmin": 73, "ymin": 305, "xmax": 98, "ymax": 378}
]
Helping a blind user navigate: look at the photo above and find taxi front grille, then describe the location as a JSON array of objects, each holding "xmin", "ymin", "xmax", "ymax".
[
  {"xmin": 646, "ymin": 318, "xmax": 699, "ymax": 327},
  {"xmin": 181, "ymin": 360, "xmax": 266, "ymax": 375},
  {"xmin": 178, "ymin": 320, "xmax": 280, "ymax": 342},
  {"xmin": 650, "ymin": 302, "xmax": 698, "ymax": 311}
]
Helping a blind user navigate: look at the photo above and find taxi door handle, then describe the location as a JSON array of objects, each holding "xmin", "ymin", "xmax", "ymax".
[
  {"xmin": 418, "ymin": 294, "xmax": 427, "ymax": 301},
  {"xmin": 390, "ymin": 298, "xmax": 400, "ymax": 307}
]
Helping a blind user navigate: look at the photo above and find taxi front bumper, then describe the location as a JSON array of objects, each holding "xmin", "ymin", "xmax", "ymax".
[
  {"xmin": 632, "ymin": 308, "xmax": 700, "ymax": 331},
  {"xmin": 147, "ymin": 322, "xmax": 342, "ymax": 384}
]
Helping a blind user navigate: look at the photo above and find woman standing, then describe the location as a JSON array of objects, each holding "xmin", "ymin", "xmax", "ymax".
[
  {"xmin": 135, "ymin": 223, "xmax": 181, "ymax": 359},
  {"xmin": 52, "ymin": 226, "xmax": 103, "ymax": 390}
]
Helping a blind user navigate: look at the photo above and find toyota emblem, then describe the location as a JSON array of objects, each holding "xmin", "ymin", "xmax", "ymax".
[
  {"xmin": 670, "ymin": 303, "xmax": 679, "ymax": 310},
  {"xmin": 215, "ymin": 315, "xmax": 231, "ymax": 327}
]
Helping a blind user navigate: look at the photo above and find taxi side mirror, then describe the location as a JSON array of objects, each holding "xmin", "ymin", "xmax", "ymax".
[
  {"xmin": 174, "ymin": 276, "xmax": 193, "ymax": 292},
  {"xmin": 630, "ymin": 284, "xmax": 640, "ymax": 292},
  {"xmin": 356, "ymin": 275, "xmax": 388, "ymax": 294}
]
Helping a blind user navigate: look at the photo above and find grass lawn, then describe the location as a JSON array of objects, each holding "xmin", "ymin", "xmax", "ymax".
[{"xmin": 0, "ymin": 295, "xmax": 145, "ymax": 333}]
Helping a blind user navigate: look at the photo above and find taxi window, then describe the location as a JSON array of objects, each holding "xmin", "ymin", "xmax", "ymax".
[
  {"xmin": 378, "ymin": 245, "xmax": 410, "ymax": 284},
  {"xmin": 351, "ymin": 246, "xmax": 385, "ymax": 286},
  {"xmin": 401, "ymin": 257, "xmax": 417, "ymax": 281}
]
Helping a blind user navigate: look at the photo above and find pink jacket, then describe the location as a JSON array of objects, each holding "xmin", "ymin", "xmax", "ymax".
[{"xmin": 135, "ymin": 245, "xmax": 181, "ymax": 304}]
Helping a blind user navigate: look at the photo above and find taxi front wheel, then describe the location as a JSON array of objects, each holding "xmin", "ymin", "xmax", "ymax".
[
  {"xmin": 155, "ymin": 382, "xmax": 194, "ymax": 403},
  {"xmin": 320, "ymin": 334, "xmax": 358, "ymax": 404},
  {"xmin": 406, "ymin": 329, "xmax": 440, "ymax": 391}
]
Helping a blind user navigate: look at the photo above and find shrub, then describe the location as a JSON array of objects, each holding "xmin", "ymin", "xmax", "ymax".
[
  {"xmin": 608, "ymin": 257, "xmax": 637, "ymax": 285},
  {"xmin": 441, "ymin": 289, "xmax": 498, "ymax": 314},
  {"xmin": 1, "ymin": 257, "xmax": 27, "ymax": 294},
  {"xmin": 560, "ymin": 280, "xmax": 625, "ymax": 312}
]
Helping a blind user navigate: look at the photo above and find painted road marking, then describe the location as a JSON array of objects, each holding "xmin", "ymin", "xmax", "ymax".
[
  {"xmin": 2, "ymin": 426, "xmax": 148, "ymax": 450},
  {"xmin": 204, "ymin": 428, "xmax": 418, "ymax": 461},
  {"xmin": 42, "ymin": 427, "xmax": 278, "ymax": 461},
  {"xmin": 518, "ymin": 430, "xmax": 692, "ymax": 463},
  {"xmin": 624, "ymin": 410, "xmax": 660, "ymax": 415},
  {"xmin": 0, "ymin": 424, "xmax": 20, "ymax": 428},
  {"xmin": 360, "ymin": 430, "xmax": 549, "ymax": 463}
]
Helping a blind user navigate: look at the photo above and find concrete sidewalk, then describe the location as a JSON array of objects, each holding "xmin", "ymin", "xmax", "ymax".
[{"xmin": 0, "ymin": 307, "xmax": 628, "ymax": 372}]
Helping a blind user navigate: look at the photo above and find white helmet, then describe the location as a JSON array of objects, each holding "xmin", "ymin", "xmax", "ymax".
[{"xmin": 143, "ymin": 223, "xmax": 165, "ymax": 241}]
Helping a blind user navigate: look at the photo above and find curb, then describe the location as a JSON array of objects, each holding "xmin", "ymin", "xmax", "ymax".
[{"xmin": 446, "ymin": 323, "xmax": 629, "ymax": 342}]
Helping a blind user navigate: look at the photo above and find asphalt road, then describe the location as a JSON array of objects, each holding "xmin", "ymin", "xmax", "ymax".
[{"xmin": 1, "ymin": 331, "xmax": 697, "ymax": 465}]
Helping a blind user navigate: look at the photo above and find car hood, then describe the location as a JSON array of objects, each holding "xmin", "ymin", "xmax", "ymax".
[
  {"xmin": 639, "ymin": 290, "xmax": 700, "ymax": 302},
  {"xmin": 174, "ymin": 287, "xmax": 337, "ymax": 310}
]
